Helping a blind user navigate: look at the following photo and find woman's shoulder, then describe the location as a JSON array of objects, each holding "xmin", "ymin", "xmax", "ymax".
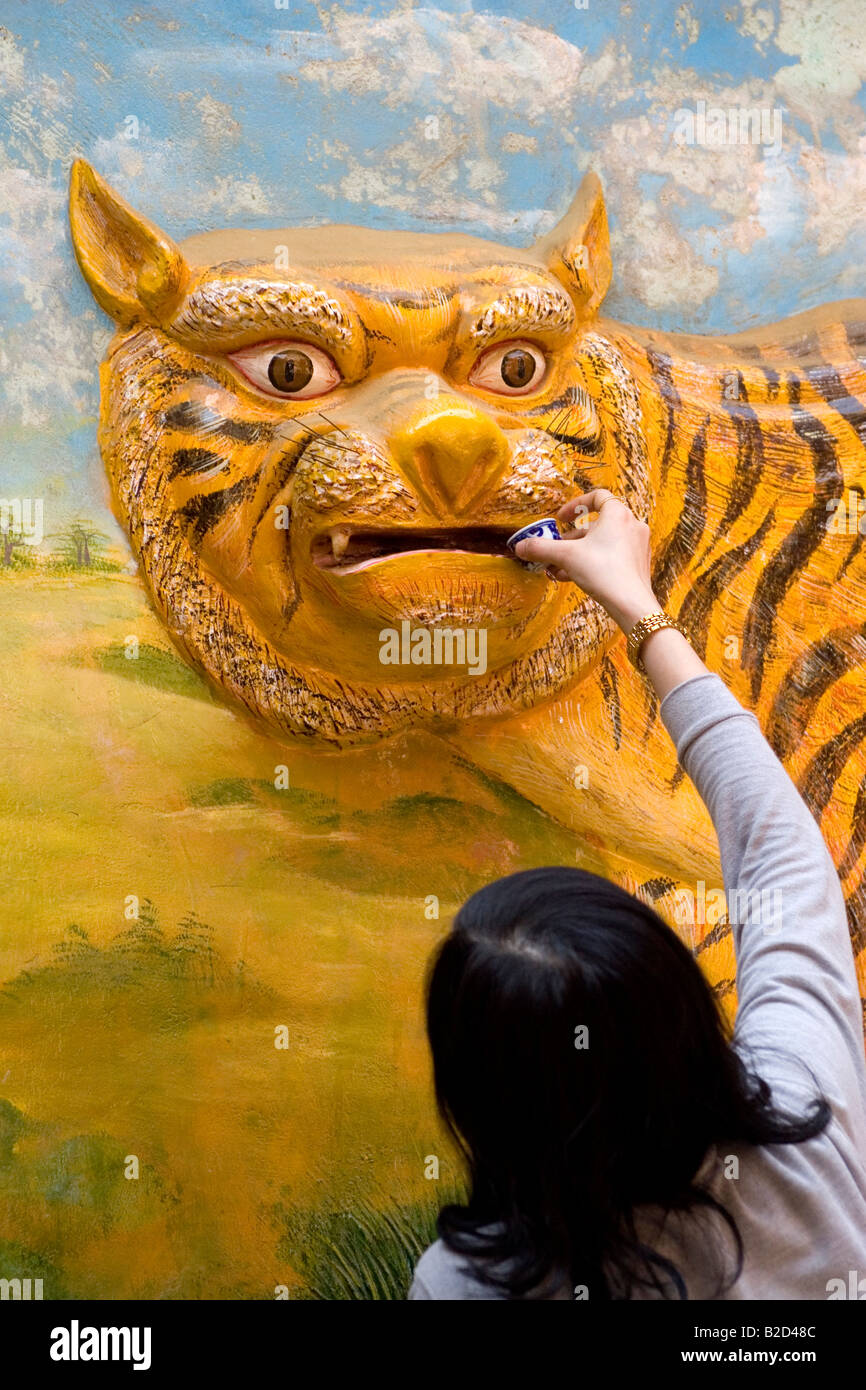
[
  {"xmin": 409, "ymin": 1233, "xmax": 573, "ymax": 1300},
  {"xmin": 408, "ymin": 1238, "xmax": 506, "ymax": 1300}
]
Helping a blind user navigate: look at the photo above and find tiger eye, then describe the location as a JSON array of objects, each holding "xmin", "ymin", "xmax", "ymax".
[
  {"xmin": 500, "ymin": 348, "xmax": 537, "ymax": 388},
  {"xmin": 268, "ymin": 349, "xmax": 314, "ymax": 393}
]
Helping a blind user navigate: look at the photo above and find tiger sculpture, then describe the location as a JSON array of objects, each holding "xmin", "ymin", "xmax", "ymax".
[{"xmin": 69, "ymin": 160, "xmax": 866, "ymax": 1017}]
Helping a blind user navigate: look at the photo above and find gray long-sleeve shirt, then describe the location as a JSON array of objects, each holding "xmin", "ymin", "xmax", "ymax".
[{"xmin": 408, "ymin": 673, "xmax": 866, "ymax": 1300}]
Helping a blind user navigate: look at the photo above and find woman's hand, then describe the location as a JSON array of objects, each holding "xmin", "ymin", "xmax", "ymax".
[
  {"xmin": 513, "ymin": 489, "xmax": 663, "ymax": 633},
  {"xmin": 513, "ymin": 489, "xmax": 709, "ymax": 697}
]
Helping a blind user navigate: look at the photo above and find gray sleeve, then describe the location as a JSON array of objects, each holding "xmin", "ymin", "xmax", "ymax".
[
  {"xmin": 407, "ymin": 1238, "xmax": 510, "ymax": 1300},
  {"xmin": 407, "ymin": 1274, "xmax": 433, "ymax": 1300},
  {"xmin": 659, "ymin": 672, "xmax": 866, "ymax": 1113}
]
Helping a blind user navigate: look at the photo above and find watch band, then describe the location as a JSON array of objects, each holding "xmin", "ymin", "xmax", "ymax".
[{"xmin": 626, "ymin": 611, "xmax": 688, "ymax": 672}]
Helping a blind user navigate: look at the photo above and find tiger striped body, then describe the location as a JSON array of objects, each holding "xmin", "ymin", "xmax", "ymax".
[
  {"xmin": 456, "ymin": 304, "xmax": 866, "ymax": 1014},
  {"xmin": 70, "ymin": 162, "xmax": 866, "ymax": 1018}
]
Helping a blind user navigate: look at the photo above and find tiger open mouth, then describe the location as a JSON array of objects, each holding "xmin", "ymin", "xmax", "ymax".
[{"xmin": 312, "ymin": 526, "xmax": 520, "ymax": 574}]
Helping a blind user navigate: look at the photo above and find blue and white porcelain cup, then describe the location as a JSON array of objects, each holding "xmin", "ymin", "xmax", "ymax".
[{"xmin": 506, "ymin": 517, "xmax": 562, "ymax": 572}]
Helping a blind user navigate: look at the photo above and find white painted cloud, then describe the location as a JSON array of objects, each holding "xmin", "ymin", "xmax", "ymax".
[
  {"xmin": 290, "ymin": 6, "xmax": 863, "ymax": 316},
  {"xmin": 0, "ymin": 0, "xmax": 864, "ymax": 454},
  {"xmin": 800, "ymin": 138, "xmax": 866, "ymax": 258},
  {"xmin": 305, "ymin": 9, "xmax": 587, "ymax": 122},
  {"xmin": 0, "ymin": 157, "xmax": 97, "ymax": 427},
  {"xmin": 773, "ymin": 0, "xmax": 866, "ymax": 119},
  {"xmin": 83, "ymin": 130, "xmax": 280, "ymax": 226},
  {"xmin": 0, "ymin": 26, "xmax": 26, "ymax": 86}
]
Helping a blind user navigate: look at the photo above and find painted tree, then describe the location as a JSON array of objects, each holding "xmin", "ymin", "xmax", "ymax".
[
  {"xmin": 172, "ymin": 912, "xmax": 216, "ymax": 984},
  {"xmin": 52, "ymin": 517, "xmax": 110, "ymax": 568},
  {"xmin": 1, "ymin": 523, "xmax": 28, "ymax": 567}
]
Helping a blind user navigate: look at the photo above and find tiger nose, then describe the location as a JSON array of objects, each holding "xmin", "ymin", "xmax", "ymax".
[{"xmin": 388, "ymin": 398, "xmax": 510, "ymax": 517}]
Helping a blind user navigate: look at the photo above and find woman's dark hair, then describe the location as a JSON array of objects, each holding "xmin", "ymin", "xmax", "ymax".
[{"xmin": 426, "ymin": 867, "xmax": 831, "ymax": 1300}]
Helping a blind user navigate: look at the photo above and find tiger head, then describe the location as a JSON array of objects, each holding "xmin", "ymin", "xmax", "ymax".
[{"xmin": 69, "ymin": 161, "xmax": 651, "ymax": 744}]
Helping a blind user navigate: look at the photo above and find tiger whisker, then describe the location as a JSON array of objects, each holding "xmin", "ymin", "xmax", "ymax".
[
  {"xmin": 313, "ymin": 411, "xmax": 353, "ymax": 441},
  {"xmin": 548, "ymin": 411, "xmax": 572, "ymax": 439},
  {"xmin": 291, "ymin": 420, "xmax": 355, "ymax": 455}
]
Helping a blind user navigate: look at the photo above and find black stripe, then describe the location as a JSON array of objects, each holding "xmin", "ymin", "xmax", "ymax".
[
  {"xmin": 526, "ymin": 389, "xmax": 575, "ymax": 417},
  {"xmin": 844, "ymin": 874, "xmax": 866, "ymax": 958},
  {"xmin": 798, "ymin": 712, "xmax": 866, "ymax": 819},
  {"xmin": 777, "ymin": 328, "xmax": 823, "ymax": 364},
  {"xmin": 179, "ymin": 478, "xmax": 255, "ymax": 542},
  {"xmin": 168, "ymin": 448, "xmax": 229, "ymax": 480},
  {"xmin": 528, "ymin": 387, "xmax": 603, "ymax": 455},
  {"xmin": 711, "ymin": 977, "xmax": 736, "ymax": 1000},
  {"xmin": 742, "ymin": 406, "xmax": 843, "ymax": 701},
  {"xmin": 835, "ymin": 500, "xmax": 866, "ymax": 583},
  {"xmin": 646, "ymin": 350, "xmax": 680, "ymax": 487},
  {"xmin": 164, "ymin": 401, "xmax": 271, "ymax": 443},
  {"xmin": 598, "ymin": 655, "xmax": 621, "ymax": 749},
  {"xmin": 677, "ymin": 508, "xmax": 775, "ymax": 660},
  {"xmin": 801, "ymin": 357, "xmax": 866, "ymax": 451},
  {"xmin": 828, "ymin": 486, "xmax": 866, "ymax": 583},
  {"xmin": 750, "ymin": 361, "xmax": 783, "ymax": 400},
  {"xmin": 713, "ymin": 387, "xmax": 765, "ymax": 543},
  {"xmin": 844, "ymin": 322, "xmax": 866, "ymax": 357},
  {"xmin": 839, "ymin": 773, "xmax": 866, "ymax": 882},
  {"xmin": 758, "ymin": 364, "xmax": 781, "ymax": 400},
  {"xmin": 652, "ymin": 417, "xmax": 709, "ymax": 605},
  {"xmin": 695, "ymin": 917, "xmax": 733, "ymax": 957},
  {"xmin": 548, "ymin": 429, "xmax": 604, "ymax": 458},
  {"xmin": 767, "ymin": 626, "xmax": 866, "ymax": 762},
  {"xmin": 639, "ymin": 682, "xmax": 660, "ymax": 748},
  {"xmin": 248, "ymin": 442, "xmax": 308, "ymax": 547},
  {"xmin": 638, "ymin": 876, "xmax": 677, "ymax": 902},
  {"xmin": 578, "ymin": 338, "xmax": 648, "ymax": 506}
]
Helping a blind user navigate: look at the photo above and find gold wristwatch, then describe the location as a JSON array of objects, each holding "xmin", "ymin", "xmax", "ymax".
[{"xmin": 626, "ymin": 611, "xmax": 689, "ymax": 673}]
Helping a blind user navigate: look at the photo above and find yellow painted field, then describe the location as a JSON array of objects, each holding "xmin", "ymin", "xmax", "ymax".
[{"xmin": 0, "ymin": 572, "xmax": 579, "ymax": 1298}]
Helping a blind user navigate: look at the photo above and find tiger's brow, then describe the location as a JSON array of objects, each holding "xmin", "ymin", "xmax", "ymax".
[
  {"xmin": 470, "ymin": 285, "xmax": 576, "ymax": 346},
  {"xmin": 171, "ymin": 278, "xmax": 358, "ymax": 348}
]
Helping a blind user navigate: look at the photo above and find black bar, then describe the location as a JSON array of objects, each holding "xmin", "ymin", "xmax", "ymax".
[{"xmin": 5, "ymin": 1297, "xmax": 860, "ymax": 1375}]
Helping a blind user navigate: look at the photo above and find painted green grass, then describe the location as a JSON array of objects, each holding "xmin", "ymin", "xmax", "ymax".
[
  {"xmin": 274, "ymin": 1185, "xmax": 466, "ymax": 1300},
  {"xmin": 91, "ymin": 639, "xmax": 216, "ymax": 703}
]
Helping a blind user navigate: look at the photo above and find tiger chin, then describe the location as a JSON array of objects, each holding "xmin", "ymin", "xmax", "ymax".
[{"xmin": 68, "ymin": 160, "xmax": 649, "ymax": 745}]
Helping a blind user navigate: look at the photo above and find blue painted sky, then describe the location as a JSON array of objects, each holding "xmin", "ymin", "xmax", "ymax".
[{"xmin": 1, "ymin": 0, "xmax": 864, "ymax": 516}]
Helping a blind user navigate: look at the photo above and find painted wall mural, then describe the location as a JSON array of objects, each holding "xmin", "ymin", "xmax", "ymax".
[{"xmin": 2, "ymin": 0, "xmax": 866, "ymax": 1300}]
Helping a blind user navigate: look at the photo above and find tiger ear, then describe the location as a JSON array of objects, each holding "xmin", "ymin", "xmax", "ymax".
[
  {"xmin": 533, "ymin": 171, "xmax": 611, "ymax": 317},
  {"xmin": 68, "ymin": 159, "xmax": 189, "ymax": 327}
]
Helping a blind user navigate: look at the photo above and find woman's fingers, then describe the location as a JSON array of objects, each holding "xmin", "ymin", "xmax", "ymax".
[
  {"xmin": 512, "ymin": 535, "xmax": 568, "ymax": 566},
  {"xmin": 556, "ymin": 488, "xmax": 619, "ymax": 524},
  {"xmin": 556, "ymin": 497, "xmax": 590, "ymax": 525},
  {"xmin": 513, "ymin": 492, "xmax": 659, "ymax": 629}
]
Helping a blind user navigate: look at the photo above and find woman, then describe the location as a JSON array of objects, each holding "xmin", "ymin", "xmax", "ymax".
[{"xmin": 409, "ymin": 489, "xmax": 866, "ymax": 1301}]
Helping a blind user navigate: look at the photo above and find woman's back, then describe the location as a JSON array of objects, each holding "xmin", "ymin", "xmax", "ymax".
[{"xmin": 410, "ymin": 673, "xmax": 866, "ymax": 1300}]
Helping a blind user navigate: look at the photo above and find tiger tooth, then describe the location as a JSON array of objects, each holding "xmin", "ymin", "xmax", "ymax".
[{"xmin": 331, "ymin": 528, "xmax": 350, "ymax": 562}]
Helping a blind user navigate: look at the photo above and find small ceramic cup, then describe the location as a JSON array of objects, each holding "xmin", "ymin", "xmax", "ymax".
[{"xmin": 506, "ymin": 517, "xmax": 562, "ymax": 572}]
